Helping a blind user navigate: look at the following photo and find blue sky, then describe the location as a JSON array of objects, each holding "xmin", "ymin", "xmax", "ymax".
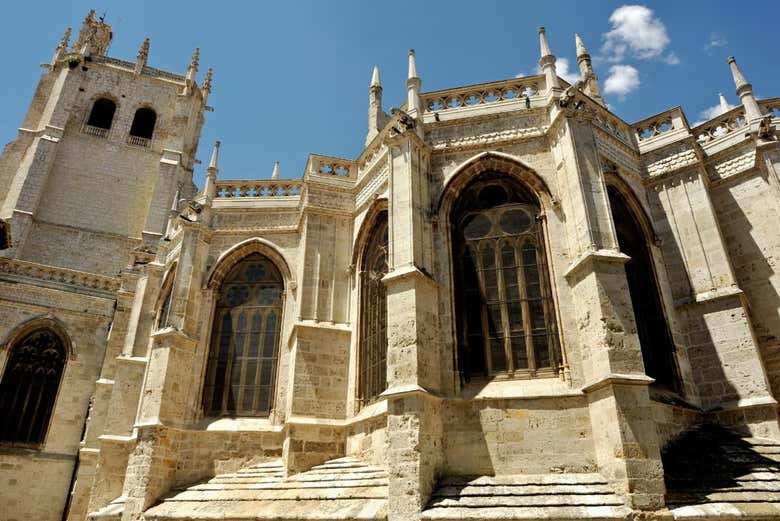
[{"xmin": 1, "ymin": 1, "xmax": 778, "ymax": 187}]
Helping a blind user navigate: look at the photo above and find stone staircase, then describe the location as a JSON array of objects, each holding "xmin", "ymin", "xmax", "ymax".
[
  {"xmin": 420, "ymin": 473, "xmax": 630, "ymax": 520},
  {"xmin": 663, "ymin": 424, "xmax": 780, "ymax": 519},
  {"xmin": 144, "ymin": 457, "xmax": 387, "ymax": 520}
]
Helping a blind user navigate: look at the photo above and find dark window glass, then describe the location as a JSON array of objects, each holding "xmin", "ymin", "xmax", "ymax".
[
  {"xmin": 608, "ymin": 186, "xmax": 680, "ymax": 391},
  {"xmin": 87, "ymin": 98, "xmax": 116, "ymax": 130},
  {"xmin": 202, "ymin": 253, "xmax": 283, "ymax": 417},
  {"xmin": 129, "ymin": 108, "xmax": 156, "ymax": 139},
  {"xmin": 452, "ymin": 173, "xmax": 560, "ymax": 380},
  {"xmin": 358, "ymin": 211, "xmax": 389, "ymax": 405},
  {"xmin": 0, "ymin": 329, "xmax": 66, "ymax": 446}
]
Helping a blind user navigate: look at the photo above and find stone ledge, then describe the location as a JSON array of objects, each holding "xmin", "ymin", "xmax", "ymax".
[
  {"xmin": 563, "ymin": 248, "xmax": 630, "ymax": 281},
  {"xmin": 581, "ymin": 373, "xmax": 655, "ymax": 394}
]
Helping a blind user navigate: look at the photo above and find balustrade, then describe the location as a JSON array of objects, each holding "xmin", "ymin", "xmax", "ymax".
[
  {"xmin": 214, "ymin": 180, "xmax": 303, "ymax": 198},
  {"xmin": 694, "ymin": 107, "xmax": 746, "ymax": 143},
  {"xmin": 127, "ymin": 135, "xmax": 151, "ymax": 148},
  {"xmin": 308, "ymin": 154, "xmax": 356, "ymax": 179},
  {"xmin": 421, "ymin": 76, "xmax": 544, "ymax": 114},
  {"xmin": 634, "ymin": 116, "xmax": 675, "ymax": 142},
  {"xmin": 83, "ymin": 124, "xmax": 109, "ymax": 138}
]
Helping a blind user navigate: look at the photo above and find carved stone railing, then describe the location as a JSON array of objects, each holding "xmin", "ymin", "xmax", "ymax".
[
  {"xmin": 308, "ymin": 154, "xmax": 356, "ymax": 179},
  {"xmin": 127, "ymin": 135, "xmax": 151, "ymax": 148},
  {"xmin": 83, "ymin": 124, "xmax": 109, "ymax": 138},
  {"xmin": 594, "ymin": 112, "xmax": 633, "ymax": 143},
  {"xmin": 693, "ymin": 106, "xmax": 747, "ymax": 143},
  {"xmin": 759, "ymin": 98, "xmax": 780, "ymax": 120},
  {"xmin": 0, "ymin": 258, "xmax": 120, "ymax": 295},
  {"xmin": 215, "ymin": 180, "xmax": 304, "ymax": 198},
  {"xmin": 421, "ymin": 76, "xmax": 545, "ymax": 114},
  {"xmin": 634, "ymin": 114, "xmax": 675, "ymax": 142}
]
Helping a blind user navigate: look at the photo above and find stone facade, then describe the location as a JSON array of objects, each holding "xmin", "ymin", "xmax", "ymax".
[{"xmin": 2, "ymin": 12, "xmax": 780, "ymax": 521}]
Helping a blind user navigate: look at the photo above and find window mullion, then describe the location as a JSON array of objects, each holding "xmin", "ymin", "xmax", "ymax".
[
  {"xmin": 495, "ymin": 240, "xmax": 513, "ymax": 374},
  {"xmin": 518, "ymin": 239, "xmax": 536, "ymax": 374},
  {"xmin": 472, "ymin": 241, "xmax": 493, "ymax": 376}
]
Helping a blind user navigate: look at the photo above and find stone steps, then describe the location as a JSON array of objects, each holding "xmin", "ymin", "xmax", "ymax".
[
  {"xmin": 421, "ymin": 473, "xmax": 630, "ymax": 521},
  {"xmin": 664, "ymin": 425, "xmax": 780, "ymax": 518},
  {"xmin": 144, "ymin": 457, "xmax": 388, "ymax": 520}
]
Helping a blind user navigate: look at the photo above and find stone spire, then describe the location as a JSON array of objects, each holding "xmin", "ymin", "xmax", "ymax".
[
  {"xmin": 202, "ymin": 67, "xmax": 213, "ymax": 103},
  {"xmin": 728, "ymin": 56, "xmax": 762, "ymax": 121},
  {"xmin": 72, "ymin": 9, "xmax": 112, "ymax": 56},
  {"xmin": 406, "ymin": 49, "xmax": 422, "ymax": 115},
  {"xmin": 52, "ymin": 27, "xmax": 72, "ymax": 65},
  {"xmin": 205, "ymin": 140, "xmax": 220, "ymax": 201},
  {"xmin": 538, "ymin": 27, "xmax": 560, "ymax": 90},
  {"xmin": 574, "ymin": 33, "xmax": 603, "ymax": 105},
  {"xmin": 367, "ymin": 66, "xmax": 385, "ymax": 145},
  {"xmin": 134, "ymin": 37, "xmax": 150, "ymax": 74},
  {"xmin": 271, "ymin": 161, "xmax": 280, "ymax": 180},
  {"xmin": 186, "ymin": 48, "xmax": 200, "ymax": 83},
  {"xmin": 718, "ymin": 93, "xmax": 731, "ymax": 113}
]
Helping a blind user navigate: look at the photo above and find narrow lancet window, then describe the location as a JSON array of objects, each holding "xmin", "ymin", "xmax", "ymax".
[
  {"xmin": 358, "ymin": 211, "xmax": 389, "ymax": 405},
  {"xmin": 202, "ymin": 253, "xmax": 283, "ymax": 417},
  {"xmin": 452, "ymin": 173, "xmax": 560, "ymax": 380},
  {"xmin": 128, "ymin": 107, "xmax": 156, "ymax": 145},
  {"xmin": 608, "ymin": 186, "xmax": 680, "ymax": 391},
  {"xmin": 0, "ymin": 328, "xmax": 66, "ymax": 446}
]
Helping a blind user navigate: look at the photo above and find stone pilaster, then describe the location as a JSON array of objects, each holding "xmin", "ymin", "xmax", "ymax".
[
  {"xmin": 382, "ymin": 129, "xmax": 444, "ymax": 521},
  {"xmin": 556, "ymin": 110, "xmax": 665, "ymax": 510}
]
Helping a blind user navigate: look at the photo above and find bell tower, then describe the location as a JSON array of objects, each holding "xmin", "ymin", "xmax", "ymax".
[{"xmin": 0, "ymin": 9, "xmax": 211, "ymax": 276}]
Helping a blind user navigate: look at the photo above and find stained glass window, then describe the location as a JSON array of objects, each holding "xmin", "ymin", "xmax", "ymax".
[
  {"xmin": 202, "ymin": 253, "xmax": 283, "ymax": 417},
  {"xmin": 358, "ymin": 212, "xmax": 389, "ymax": 405},
  {"xmin": 452, "ymin": 174, "xmax": 560, "ymax": 379},
  {"xmin": 0, "ymin": 329, "xmax": 66, "ymax": 445}
]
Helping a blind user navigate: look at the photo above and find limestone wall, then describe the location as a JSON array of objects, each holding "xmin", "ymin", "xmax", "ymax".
[{"xmin": 441, "ymin": 395, "xmax": 595, "ymax": 475}]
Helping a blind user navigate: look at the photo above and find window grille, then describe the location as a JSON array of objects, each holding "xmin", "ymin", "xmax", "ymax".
[
  {"xmin": 358, "ymin": 211, "xmax": 389, "ymax": 405},
  {"xmin": 0, "ymin": 329, "xmax": 66, "ymax": 446},
  {"xmin": 452, "ymin": 175, "xmax": 560, "ymax": 380},
  {"xmin": 202, "ymin": 253, "xmax": 283, "ymax": 417}
]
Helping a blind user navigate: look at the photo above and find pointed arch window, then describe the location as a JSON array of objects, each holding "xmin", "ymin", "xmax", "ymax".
[
  {"xmin": 607, "ymin": 185, "xmax": 680, "ymax": 391},
  {"xmin": 0, "ymin": 328, "xmax": 67, "ymax": 446},
  {"xmin": 452, "ymin": 174, "xmax": 560, "ymax": 380},
  {"xmin": 202, "ymin": 253, "xmax": 283, "ymax": 417},
  {"xmin": 357, "ymin": 211, "xmax": 389, "ymax": 405}
]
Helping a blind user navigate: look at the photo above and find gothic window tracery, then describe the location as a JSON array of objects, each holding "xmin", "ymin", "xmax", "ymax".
[
  {"xmin": 202, "ymin": 253, "xmax": 283, "ymax": 417},
  {"xmin": 0, "ymin": 328, "xmax": 67, "ymax": 446},
  {"xmin": 452, "ymin": 174, "xmax": 560, "ymax": 380},
  {"xmin": 358, "ymin": 211, "xmax": 389, "ymax": 405}
]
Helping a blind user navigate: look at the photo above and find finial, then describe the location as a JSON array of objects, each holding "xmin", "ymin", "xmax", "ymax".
[
  {"xmin": 718, "ymin": 93, "xmax": 731, "ymax": 113},
  {"xmin": 371, "ymin": 66, "xmax": 381, "ymax": 88},
  {"xmin": 727, "ymin": 56, "xmax": 749, "ymax": 90},
  {"xmin": 85, "ymin": 9, "xmax": 96, "ymax": 23},
  {"xmin": 575, "ymin": 33, "xmax": 588, "ymax": 58},
  {"xmin": 207, "ymin": 140, "xmax": 220, "ymax": 172},
  {"xmin": 408, "ymin": 49, "xmax": 418, "ymax": 80},
  {"xmin": 539, "ymin": 26, "xmax": 552, "ymax": 58},
  {"xmin": 201, "ymin": 67, "xmax": 213, "ymax": 103},
  {"xmin": 135, "ymin": 37, "xmax": 150, "ymax": 73},
  {"xmin": 59, "ymin": 27, "xmax": 72, "ymax": 52},
  {"xmin": 186, "ymin": 47, "xmax": 200, "ymax": 85},
  {"xmin": 271, "ymin": 161, "xmax": 280, "ymax": 180},
  {"xmin": 170, "ymin": 188, "xmax": 181, "ymax": 212}
]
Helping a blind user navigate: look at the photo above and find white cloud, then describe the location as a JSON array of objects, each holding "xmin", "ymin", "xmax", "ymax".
[
  {"xmin": 602, "ymin": 5, "xmax": 675, "ymax": 63},
  {"xmin": 603, "ymin": 65, "xmax": 640, "ymax": 99},
  {"xmin": 704, "ymin": 32, "xmax": 727, "ymax": 50}
]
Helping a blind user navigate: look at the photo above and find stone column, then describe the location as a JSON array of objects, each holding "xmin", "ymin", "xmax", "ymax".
[
  {"xmin": 555, "ymin": 109, "xmax": 664, "ymax": 510},
  {"xmin": 382, "ymin": 129, "xmax": 444, "ymax": 521}
]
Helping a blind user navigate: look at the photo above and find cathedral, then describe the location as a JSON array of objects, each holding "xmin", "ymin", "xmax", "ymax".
[{"xmin": 2, "ymin": 10, "xmax": 780, "ymax": 521}]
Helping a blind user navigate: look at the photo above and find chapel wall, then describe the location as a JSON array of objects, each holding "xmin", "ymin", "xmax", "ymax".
[
  {"xmin": 0, "ymin": 282, "xmax": 114, "ymax": 521},
  {"xmin": 710, "ymin": 168, "xmax": 780, "ymax": 398}
]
